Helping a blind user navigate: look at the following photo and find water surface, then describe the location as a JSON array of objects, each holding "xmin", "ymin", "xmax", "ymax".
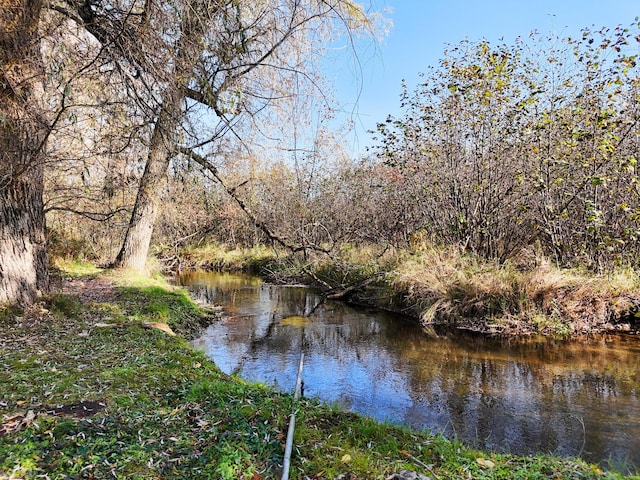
[{"xmin": 179, "ymin": 271, "xmax": 640, "ymax": 471}]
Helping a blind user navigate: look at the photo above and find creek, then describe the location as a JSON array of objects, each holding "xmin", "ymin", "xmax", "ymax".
[{"xmin": 178, "ymin": 271, "xmax": 640, "ymax": 472}]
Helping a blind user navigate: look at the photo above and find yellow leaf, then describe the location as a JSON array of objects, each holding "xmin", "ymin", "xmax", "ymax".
[
  {"xmin": 280, "ymin": 316, "xmax": 310, "ymax": 327},
  {"xmin": 341, "ymin": 454, "xmax": 352, "ymax": 464},
  {"xmin": 144, "ymin": 322, "xmax": 176, "ymax": 336},
  {"xmin": 476, "ymin": 457, "xmax": 496, "ymax": 468}
]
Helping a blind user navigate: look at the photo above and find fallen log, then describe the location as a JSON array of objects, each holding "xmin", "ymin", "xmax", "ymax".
[{"xmin": 325, "ymin": 273, "xmax": 385, "ymax": 300}]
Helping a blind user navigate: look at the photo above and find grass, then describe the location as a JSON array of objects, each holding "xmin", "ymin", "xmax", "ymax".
[
  {"xmin": 183, "ymin": 242, "xmax": 640, "ymax": 336},
  {"xmin": 52, "ymin": 257, "xmax": 103, "ymax": 277},
  {"xmin": 2, "ymin": 263, "xmax": 635, "ymax": 479},
  {"xmin": 177, "ymin": 243, "xmax": 279, "ymax": 273}
]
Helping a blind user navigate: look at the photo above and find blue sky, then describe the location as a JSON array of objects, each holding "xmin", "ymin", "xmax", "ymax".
[{"xmin": 327, "ymin": 0, "xmax": 640, "ymax": 155}]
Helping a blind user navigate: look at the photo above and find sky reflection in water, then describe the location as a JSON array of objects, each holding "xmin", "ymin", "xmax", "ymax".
[{"xmin": 179, "ymin": 271, "xmax": 640, "ymax": 472}]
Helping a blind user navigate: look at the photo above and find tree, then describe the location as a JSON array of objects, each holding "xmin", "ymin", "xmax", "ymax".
[
  {"xmin": 523, "ymin": 25, "xmax": 640, "ymax": 267},
  {"xmin": 374, "ymin": 39, "xmax": 537, "ymax": 260},
  {"xmin": 41, "ymin": 11, "xmax": 147, "ymax": 264},
  {"xmin": 111, "ymin": 0, "xmax": 215, "ymax": 270},
  {"xmin": 61, "ymin": 0, "xmax": 382, "ymax": 271},
  {"xmin": 373, "ymin": 24, "xmax": 640, "ymax": 268},
  {"xmin": 0, "ymin": 0, "xmax": 49, "ymax": 304}
]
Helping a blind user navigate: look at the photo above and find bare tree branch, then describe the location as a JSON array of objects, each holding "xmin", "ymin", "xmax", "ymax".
[{"xmin": 176, "ymin": 145, "xmax": 331, "ymax": 255}]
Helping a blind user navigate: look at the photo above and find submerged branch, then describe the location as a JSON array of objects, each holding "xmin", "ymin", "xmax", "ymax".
[{"xmin": 325, "ymin": 272, "xmax": 386, "ymax": 300}]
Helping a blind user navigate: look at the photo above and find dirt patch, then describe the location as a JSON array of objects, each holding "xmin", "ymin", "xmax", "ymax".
[
  {"xmin": 1, "ymin": 401, "xmax": 106, "ymax": 437},
  {"xmin": 43, "ymin": 400, "xmax": 106, "ymax": 418},
  {"xmin": 62, "ymin": 277, "xmax": 119, "ymax": 304}
]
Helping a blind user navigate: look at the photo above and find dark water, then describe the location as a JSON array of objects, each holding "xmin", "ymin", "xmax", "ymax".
[{"xmin": 178, "ymin": 271, "xmax": 640, "ymax": 472}]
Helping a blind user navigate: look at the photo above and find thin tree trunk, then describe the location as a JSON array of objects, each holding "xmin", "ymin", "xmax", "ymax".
[
  {"xmin": 0, "ymin": 0, "xmax": 49, "ymax": 305},
  {"xmin": 113, "ymin": 96, "xmax": 180, "ymax": 270},
  {"xmin": 113, "ymin": 3, "xmax": 209, "ymax": 271}
]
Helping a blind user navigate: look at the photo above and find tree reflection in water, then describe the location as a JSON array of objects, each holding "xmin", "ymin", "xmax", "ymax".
[{"xmin": 180, "ymin": 271, "xmax": 640, "ymax": 472}]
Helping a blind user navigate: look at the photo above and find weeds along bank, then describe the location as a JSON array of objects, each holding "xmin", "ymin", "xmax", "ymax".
[
  {"xmin": 175, "ymin": 242, "xmax": 640, "ymax": 336},
  {"xmin": 2, "ymin": 264, "xmax": 626, "ymax": 479},
  {"xmin": 386, "ymin": 245, "xmax": 640, "ymax": 336}
]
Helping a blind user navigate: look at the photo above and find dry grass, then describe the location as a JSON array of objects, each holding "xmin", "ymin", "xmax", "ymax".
[
  {"xmin": 178, "ymin": 243, "xmax": 278, "ymax": 272},
  {"xmin": 391, "ymin": 243, "xmax": 640, "ymax": 335}
]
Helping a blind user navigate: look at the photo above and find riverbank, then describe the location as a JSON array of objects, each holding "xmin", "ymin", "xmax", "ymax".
[
  {"xmin": 174, "ymin": 243, "xmax": 640, "ymax": 336},
  {"xmin": 1, "ymin": 263, "xmax": 633, "ymax": 479}
]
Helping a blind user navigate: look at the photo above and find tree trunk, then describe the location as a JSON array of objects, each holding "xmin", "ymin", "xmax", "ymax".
[
  {"xmin": 113, "ymin": 99, "xmax": 179, "ymax": 271},
  {"xmin": 113, "ymin": 4, "xmax": 208, "ymax": 271},
  {"xmin": 0, "ymin": 0, "xmax": 49, "ymax": 305},
  {"xmin": 0, "ymin": 173, "xmax": 48, "ymax": 305}
]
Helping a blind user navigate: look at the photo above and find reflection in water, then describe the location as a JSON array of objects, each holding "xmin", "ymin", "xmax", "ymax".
[{"xmin": 179, "ymin": 271, "xmax": 640, "ymax": 471}]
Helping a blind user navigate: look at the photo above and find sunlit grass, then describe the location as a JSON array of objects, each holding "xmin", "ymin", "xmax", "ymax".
[
  {"xmin": 52, "ymin": 258, "xmax": 102, "ymax": 277},
  {"xmin": 180, "ymin": 242, "xmax": 279, "ymax": 272}
]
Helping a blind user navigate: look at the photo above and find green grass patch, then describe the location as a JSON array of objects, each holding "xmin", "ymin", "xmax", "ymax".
[
  {"xmin": 52, "ymin": 258, "xmax": 103, "ymax": 277},
  {"xmin": 48, "ymin": 293, "xmax": 84, "ymax": 318}
]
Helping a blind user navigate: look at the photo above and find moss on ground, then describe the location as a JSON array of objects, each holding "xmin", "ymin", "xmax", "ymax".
[{"xmin": 0, "ymin": 267, "xmax": 636, "ymax": 479}]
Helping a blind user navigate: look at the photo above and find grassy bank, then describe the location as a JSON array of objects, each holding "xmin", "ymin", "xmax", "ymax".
[
  {"xmin": 177, "ymin": 242, "xmax": 640, "ymax": 336},
  {"xmin": 388, "ymin": 244, "xmax": 640, "ymax": 336},
  {"xmin": 172, "ymin": 243, "xmax": 279, "ymax": 274},
  {"xmin": 1, "ymin": 265, "xmax": 633, "ymax": 479}
]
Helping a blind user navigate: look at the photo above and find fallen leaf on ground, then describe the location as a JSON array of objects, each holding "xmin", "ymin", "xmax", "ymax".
[
  {"xmin": 0, "ymin": 410, "xmax": 36, "ymax": 436},
  {"xmin": 144, "ymin": 322, "xmax": 176, "ymax": 336},
  {"xmin": 387, "ymin": 470, "xmax": 431, "ymax": 480},
  {"xmin": 476, "ymin": 457, "xmax": 496, "ymax": 468}
]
